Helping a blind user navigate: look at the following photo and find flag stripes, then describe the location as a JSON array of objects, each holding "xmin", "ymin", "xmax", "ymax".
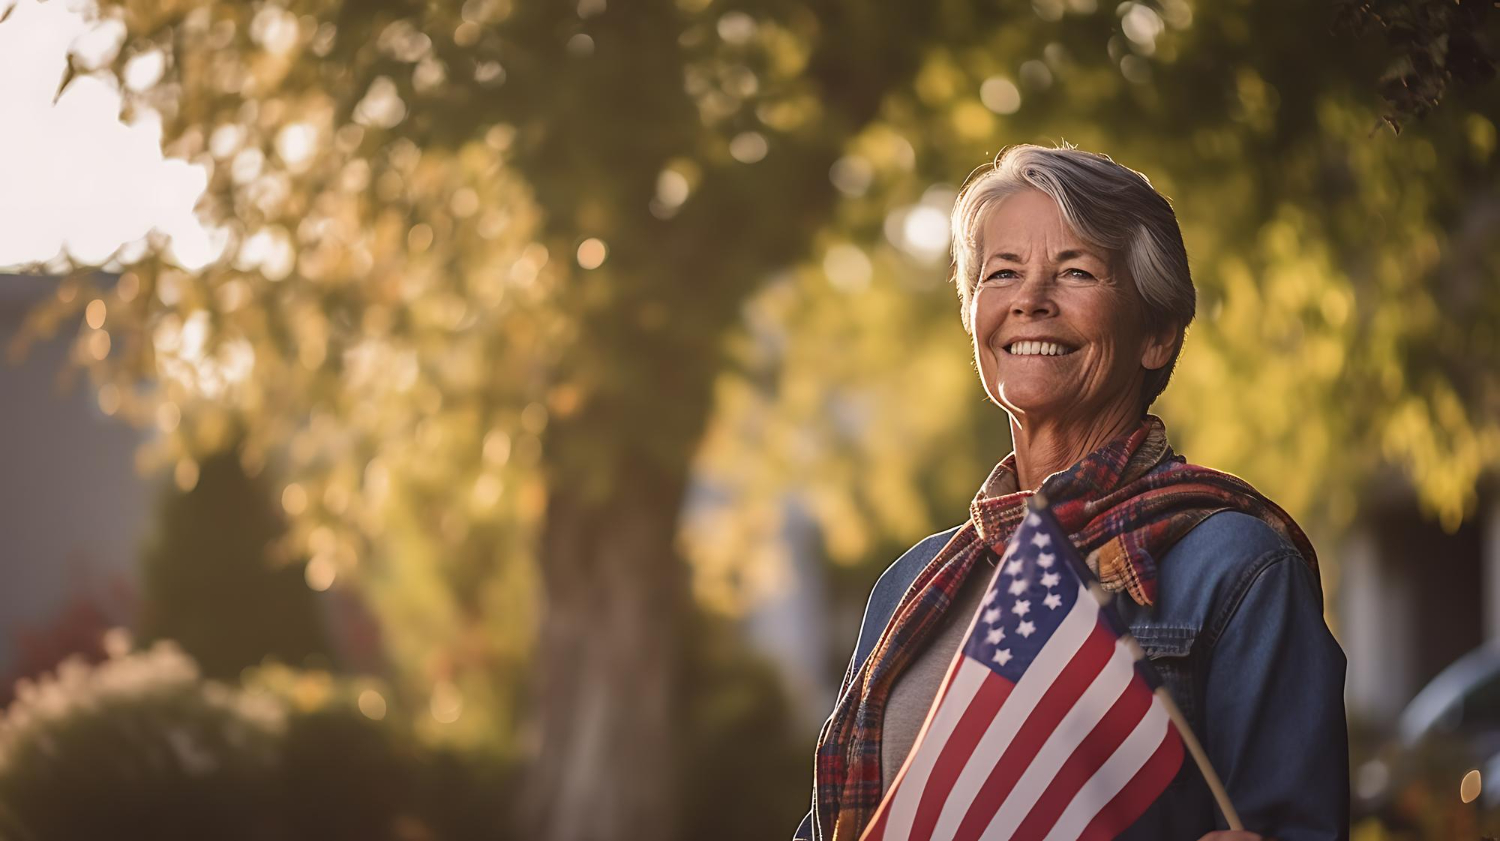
[
  {"xmin": 1061, "ymin": 706, "xmax": 1180, "ymax": 841},
  {"xmin": 860, "ymin": 504, "xmax": 1186, "ymax": 841},
  {"xmin": 908, "ymin": 667, "xmax": 1011, "ymax": 841},
  {"xmin": 1011, "ymin": 671, "xmax": 1151, "ymax": 839},
  {"xmin": 970, "ymin": 629, "xmax": 1142, "ymax": 841}
]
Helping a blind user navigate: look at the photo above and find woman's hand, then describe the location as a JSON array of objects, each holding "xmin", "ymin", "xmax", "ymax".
[{"xmin": 1196, "ymin": 833, "xmax": 1268, "ymax": 841}]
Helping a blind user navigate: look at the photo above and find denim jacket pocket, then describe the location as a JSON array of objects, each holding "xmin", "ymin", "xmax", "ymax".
[
  {"xmin": 1129, "ymin": 626, "xmax": 1200, "ymax": 731},
  {"xmin": 1130, "ymin": 626, "xmax": 1202, "ymax": 799}
]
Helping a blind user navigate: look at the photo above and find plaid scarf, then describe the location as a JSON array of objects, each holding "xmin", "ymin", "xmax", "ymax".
[{"xmin": 812, "ymin": 415, "xmax": 1317, "ymax": 841}]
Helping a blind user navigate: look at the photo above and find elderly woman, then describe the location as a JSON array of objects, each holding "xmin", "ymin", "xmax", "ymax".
[{"xmin": 793, "ymin": 146, "xmax": 1347, "ymax": 841}]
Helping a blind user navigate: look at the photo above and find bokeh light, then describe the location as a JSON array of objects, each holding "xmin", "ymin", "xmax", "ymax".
[
  {"xmin": 357, "ymin": 689, "xmax": 388, "ymax": 721},
  {"xmin": 576, "ymin": 237, "xmax": 608, "ymax": 270},
  {"xmin": 1461, "ymin": 769, "xmax": 1482, "ymax": 805}
]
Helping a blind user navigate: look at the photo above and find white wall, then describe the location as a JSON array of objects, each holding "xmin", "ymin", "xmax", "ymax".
[
  {"xmin": 1486, "ymin": 497, "xmax": 1500, "ymax": 646},
  {"xmin": 0, "ymin": 274, "xmax": 151, "ymax": 676},
  {"xmin": 1341, "ymin": 526, "xmax": 1417, "ymax": 723},
  {"xmin": 742, "ymin": 495, "xmax": 833, "ymax": 731}
]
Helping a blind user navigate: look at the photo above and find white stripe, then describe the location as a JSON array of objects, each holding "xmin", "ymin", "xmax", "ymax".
[
  {"xmin": 882, "ymin": 657, "xmax": 991, "ymax": 839},
  {"xmin": 928, "ymin": 583, "xmax": 1100, "ymax": 840},
  {"xmin": 977, "ymin": 638, "xmax": 1138, "ymax": 840},
  {"xmin": 1039, "ymin": 698, "xmax": 1172, "ymax": 841}
]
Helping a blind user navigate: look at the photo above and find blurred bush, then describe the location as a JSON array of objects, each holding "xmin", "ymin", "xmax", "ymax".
[
  {"xmin": 1353, "ymin": 734, "xmax": 1500, "ymax": 841},
  {"xmin": 247, "ymin": 662, "xmax": 517, "ymax": 841},
  {"xmin": 677, "ymin": 610, "xmax": 810, "ymax": 840},
  {"xmin": 0, "ymin": 615, "xmax": 813, "ymax": 841},
  {"xmin": 0, "ymin": 641, "xmax": 515, "ymax": 841},
  {"xmin": 0, "ymin": 640, "xmax": 284, "ymax": 840}
]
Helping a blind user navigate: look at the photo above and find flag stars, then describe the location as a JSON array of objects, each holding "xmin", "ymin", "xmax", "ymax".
[
  {"xmin": 985, "ymin": 627, "xmax": 1005, "ymax": 645},
  {"xmin": 1017, "ymin": 620, "xmax": 1037, "ymax": 638},
  {"xmin": 1041, "ymin": 572, "xmax": 1060, "ymax": 588},
  {"xmin": 1013, "ymin": 599, "xmax": 1031, "ymax": 617},
  {"xmin": 1044, "ymin": 593, "xmax": 1063, "ymax": 610},
  {"xmin": 1007, "ymin": 578, "xmax": 1029, "ymax": 596},
  {"xmin": 993, "ymin": 649, "xmax": 1013, "ymax": 666},
  {"xmin": 982, "ymin": 588, "xmax": 997, "ymax": 607},
  {"xmin": 1005, "ymin": 558, "xmax": 1024, "ymax": 576},
  {"xmin": 983, "ymin": 607, "xmax": 1003, "ymax": 624},
  {"xmin": 1032, "ymin": 533, "xmax": 1051, "ymax": 549},
  {"xmin": 1038, "ymin": 552, "xmax": 1055, "ymax": 569}
]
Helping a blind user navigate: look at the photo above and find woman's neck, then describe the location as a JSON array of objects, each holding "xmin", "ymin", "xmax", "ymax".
[{"xmin": 1008, "ymin": 402, "xmax": 1143, "ymax": 490}]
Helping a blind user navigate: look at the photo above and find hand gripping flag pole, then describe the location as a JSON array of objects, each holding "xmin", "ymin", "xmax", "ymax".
[{"xmin": 860, "ymin": 494, "xmax": 1241, "ymax": 841}]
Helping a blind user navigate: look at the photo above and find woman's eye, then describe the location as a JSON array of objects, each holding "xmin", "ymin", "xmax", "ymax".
[
  {"xmin": 1062, "ymin": 268, "xmax": 1096, "ymax": 280},
  {"xmin": 985, "ymin": 269, "xmax": 1018, "ymax": 282}
]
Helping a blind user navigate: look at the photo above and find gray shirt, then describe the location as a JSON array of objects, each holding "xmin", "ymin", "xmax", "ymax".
[{"xmin": 879, "ymin": 551, "xmax": 997, "ymax": 794}]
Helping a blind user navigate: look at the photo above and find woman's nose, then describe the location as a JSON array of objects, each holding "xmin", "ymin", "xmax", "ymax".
[{"xmin": 1010, "ymin": 276, "xmax": 1058, "ymax": 318}]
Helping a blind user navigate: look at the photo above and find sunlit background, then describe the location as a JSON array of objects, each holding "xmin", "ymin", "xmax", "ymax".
[{"xmin": 1, "ymin": 0, "xmax": 1498, "ymax": 839}]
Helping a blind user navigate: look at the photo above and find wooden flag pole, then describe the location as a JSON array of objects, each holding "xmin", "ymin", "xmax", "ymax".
[
  {"xmin": 1076, "ymin": 559, "xmax": 1245, "ymax": 832},
  {"xmin": 1154, "ymin": 684, "xmax": 1244, "ymax": 831},
  {"xmin": 1022, "ymin": 497, "xmax": 1244, "ymax": 833},
  {"xmin": 1107, "ymin": 608, "xmax": 1245, "ymax": 832}
]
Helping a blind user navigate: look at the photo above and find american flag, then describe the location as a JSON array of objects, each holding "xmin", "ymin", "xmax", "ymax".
[{"xmin": 860, "ymin": 499, "xmax": 1185, "ymax": 841}]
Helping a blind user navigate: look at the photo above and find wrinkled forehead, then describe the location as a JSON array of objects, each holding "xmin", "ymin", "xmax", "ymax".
[{"xmin": 975, "ymin": 193, "xmax": 1112, "ymax": 266}]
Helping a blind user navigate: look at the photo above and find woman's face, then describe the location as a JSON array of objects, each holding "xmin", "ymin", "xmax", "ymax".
[{"xmin": 969, "ymin": 189, "xmax": 1175, "ymax": 427}]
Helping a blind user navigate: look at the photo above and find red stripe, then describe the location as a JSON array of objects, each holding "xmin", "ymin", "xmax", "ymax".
[
  {"xmin": 950, "ymin": 620, "xmax": 1118, "ymax": 841},
  {"xmin": 908, "ymin": 669, "xmax": 1013, "ymax": 839},
  {"xmin": 862, "ymin": 661, "xmax": 1005, "ymax": 841},
  {"xmin": 1008, "ymin": 678, "xmax": 1153, "ymax": 840},
  {"xmin": 1075, "ymin": 721, "xmax": 1186, "ymax": 841}
]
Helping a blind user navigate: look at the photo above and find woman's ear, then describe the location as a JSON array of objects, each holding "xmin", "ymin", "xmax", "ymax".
[{"xmin": 1140, "ymin": 325, "xmax": 1178, "ymax": 371}]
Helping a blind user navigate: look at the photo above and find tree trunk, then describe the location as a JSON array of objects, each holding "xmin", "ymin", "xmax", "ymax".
[
  {"xmin": 526, "ymin": 433, "xmax": 696, "ymax": 841},
  {"xmin": 511, "ymin": 6, "xmax": 966, "ymax": 835}
]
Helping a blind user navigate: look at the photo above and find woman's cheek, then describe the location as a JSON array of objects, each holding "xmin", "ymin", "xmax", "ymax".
[
  {"xmin": 970, "ymin": 296, "xmax": 1003, "ymax": 401},
  {"xmin": 971, "ymin": 286, "xmax": 1001, "ymax": 338}
]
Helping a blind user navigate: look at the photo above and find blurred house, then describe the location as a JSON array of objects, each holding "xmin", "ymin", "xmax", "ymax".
[
  {"xmin": 0, "ymin": 274, "xmax": 150, "ymax": 679},
  {"xmin": 741, "ymin": 496, "xmax": 835, "ymax": 731},
  {"xmin": 0, "ymin": 275, "xmax": 382, "ymax": 686},
  {"xmin": 1341, "ymin": 486, "xmax": 1500, "ymax": 725}
]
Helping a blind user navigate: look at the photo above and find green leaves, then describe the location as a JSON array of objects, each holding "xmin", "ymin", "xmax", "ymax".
[{"xmin": 1333, "ymin": 0, "xmax": 1500, "ymax": 133}]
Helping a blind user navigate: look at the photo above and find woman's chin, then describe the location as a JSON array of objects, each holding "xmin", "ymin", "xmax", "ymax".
[{"xmin": 992, "ymin": 387, "xmax": 1076, "ymax": 421}]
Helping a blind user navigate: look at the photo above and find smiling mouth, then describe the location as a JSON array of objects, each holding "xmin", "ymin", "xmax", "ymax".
[{"xmin": 1004, "ymin": 340, "xmax": 1078, "ymax": 357}]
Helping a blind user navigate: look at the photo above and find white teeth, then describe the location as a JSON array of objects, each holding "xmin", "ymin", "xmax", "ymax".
[{"xmin": 1007, "ymin": 341, "xmax": 1072, "ymax": 356}]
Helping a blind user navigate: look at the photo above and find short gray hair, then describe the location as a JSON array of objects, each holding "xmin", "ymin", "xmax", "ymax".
[{"xmin": 949, "ymin": 144, "xmax": 1195, "ymax": 410}]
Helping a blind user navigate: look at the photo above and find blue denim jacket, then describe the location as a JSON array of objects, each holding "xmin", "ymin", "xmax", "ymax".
[{"xmin": 794, "ymin": 511, "xmax": 1349, "ymax": 841}]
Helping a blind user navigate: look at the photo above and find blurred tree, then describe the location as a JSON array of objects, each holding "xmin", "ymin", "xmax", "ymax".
[
  {"xmin": 676, "ymin": 608, "xmax": 808, "ymax": 841},
  {"xmin": 18, "ymin": 2, "xmax": 1036, "ymax": 837},
  {"xmin": 138, "ymin": 446, "xmax": 331, "ymax": 680},
  {"xmin": 13, "ymin": 1, "xmax": 1500, "ymax": 839},
  {"xmin": 1333, "ymin": 0, "xmax": 1498, "ymax": 132}
]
